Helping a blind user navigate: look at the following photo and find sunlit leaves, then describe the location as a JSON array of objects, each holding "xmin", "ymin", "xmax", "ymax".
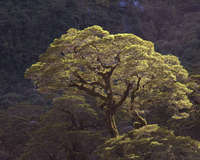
[
  {"xmin": 25, "ymin": 25, "xmax": 192, "ymax": 124},
  {"xmin": 95, "ymin": 124, "xmax": 200, "ymax": 160}
]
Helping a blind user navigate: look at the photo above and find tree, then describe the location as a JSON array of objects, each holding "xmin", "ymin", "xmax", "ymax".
[
  {"xmin": 25, "ymin": 25, "xmax": 192, "ymax": 137},
  {"xmin": 19, "ymin": 95, "xmax": 105, "ymax": 160},
  {"xmin": 95, "ymin": 124, "xmax": 200, "ymax": 160}
]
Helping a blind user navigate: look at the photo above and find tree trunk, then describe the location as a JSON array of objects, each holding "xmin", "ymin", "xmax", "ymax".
[{"xmin": 106, "ymin": 110, "xmax": 119, "ymax": 137}]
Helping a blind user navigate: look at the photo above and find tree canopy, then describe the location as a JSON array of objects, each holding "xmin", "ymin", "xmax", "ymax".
[
  {"xmin": 25, "ymin": 25, "xmax": 192, "ymax": 137},
  {"xmin": 96, "ymin": 124, "xmax": 200, "ymax": 160}
]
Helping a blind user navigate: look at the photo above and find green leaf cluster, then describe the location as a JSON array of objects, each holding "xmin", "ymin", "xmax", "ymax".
[{"xmin": 96, "ymin": 124, "xmax": 200, "ymax": 160}]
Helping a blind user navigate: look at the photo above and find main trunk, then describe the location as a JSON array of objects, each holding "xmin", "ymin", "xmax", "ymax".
[{"xmin": 106, "ymin": 110, "xmax": 119, "ymax": 137}]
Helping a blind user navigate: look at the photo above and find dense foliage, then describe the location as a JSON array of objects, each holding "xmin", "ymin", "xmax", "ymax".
[
  {"xmin": 25, "ymin": 25, "xmax": 193, "ymax": 138},
  {"xmin": 0, "ymin": 0, "xmax": 200, "ymax": 160},
  {"xmin": 96, "ymin": 124, "xmax": 200, "ymax": 160},
  {"xmin": 1, "ymin": 0, "xmax": 200, "ymax": 95}
]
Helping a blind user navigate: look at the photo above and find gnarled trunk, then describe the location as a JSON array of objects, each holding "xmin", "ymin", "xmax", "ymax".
[{"xmin": 106, "ymin": 110, "xmax": 119, "ymax": 137}]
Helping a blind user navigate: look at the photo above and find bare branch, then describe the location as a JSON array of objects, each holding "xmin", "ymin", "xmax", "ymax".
[
  {"xmin": 73, "ymin": 71, "xmax": 105, "ymax": 89},
  {"xmin": 114, "ymin": 82, "xmax": 133, "ymax": 110},
  {"xmin": 130, "ymin": 76, "xmax": 142, "ymax": 110},
  {"xmin": 70, "ymin": 83, "xmax": 107, "ymax": 100},
  {"xmin": 101, "ymin": 54, "xmax": 120, "ymax": 99},
  {"xmin": 133, "ymin": 109, "xmax": 147, "ymax": 125}
]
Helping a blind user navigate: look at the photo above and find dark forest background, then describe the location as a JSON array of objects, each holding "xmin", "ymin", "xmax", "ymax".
[{"xmin": 0, "ymin": 0, "xmax": 200, "ymax": 160}]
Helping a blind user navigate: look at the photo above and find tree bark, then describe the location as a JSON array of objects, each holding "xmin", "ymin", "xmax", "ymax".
[{"xmin": 106, "ymin": 110, "xmax": 119, "ymax": 138}]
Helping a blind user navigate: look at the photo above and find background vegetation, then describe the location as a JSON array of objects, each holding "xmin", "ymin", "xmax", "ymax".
[{"xmin": 0, "ymin": 0, "xmax": 200, "ymax": 159}]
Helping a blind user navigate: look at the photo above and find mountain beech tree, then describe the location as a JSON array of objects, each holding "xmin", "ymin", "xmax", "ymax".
[{"xmin": 25, "ymin": 25, "xmax": 192, "ymax": 137}]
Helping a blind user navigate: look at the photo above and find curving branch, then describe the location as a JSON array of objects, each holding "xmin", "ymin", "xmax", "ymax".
[
  {"xmin": 73, "ymin": 71, "xmax": 105, "ymax": 88},
  {"xmin": 130, "ymin": 76, "xmax": 141, "ymax": 110},
  {"xmin": 114, "ymin": 82, "xmax": 133, "ymax": 111},
  {"xmin": 69, "ymin": 83, "xmax": 107, "ymax": 101}
]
